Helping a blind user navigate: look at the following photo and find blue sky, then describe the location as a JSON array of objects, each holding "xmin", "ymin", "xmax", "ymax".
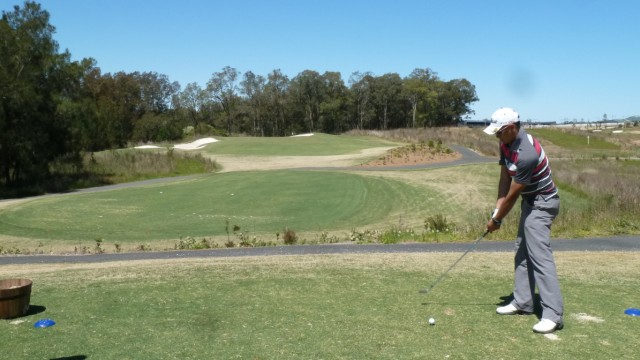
[{"xmin": 3, "ymin": 0, "xmax": 639, "ymax": 122}]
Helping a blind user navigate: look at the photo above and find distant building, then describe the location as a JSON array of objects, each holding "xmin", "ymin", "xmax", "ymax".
[
  {"xmin": 458, "ymin": 119, "xmax": 557, "ymax": 128},
  {"xmin": 459, "ymin": 119, "xmax": 490, "ymax": 128}
]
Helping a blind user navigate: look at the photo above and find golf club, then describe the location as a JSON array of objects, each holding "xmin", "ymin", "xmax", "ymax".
[{"xmin": 419, "ymin": 229, "xmax": 490, "ymax": 295}]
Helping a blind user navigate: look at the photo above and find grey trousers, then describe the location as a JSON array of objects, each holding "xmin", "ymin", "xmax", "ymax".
[{"xmin": 511, "ymin": 194, "xmax": 563, "ymax": 323}]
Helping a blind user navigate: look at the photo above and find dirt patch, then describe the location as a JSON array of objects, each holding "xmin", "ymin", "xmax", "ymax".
[
  {"xmin": 0, "ymin": 198, "xmax": 29, "ymax": 210},
  {"xmin": 215, "ymin": 147, "xmax": 397, "ymax": 172},
  {"xmin": 544, "ymin": 334, "xmax": 561, "ymax": 341},
  {"xmin": 215, "ymin": 145, "xmax": 464, "ymax": 173},
  {"xmin": 571, "ymin": 313, "xmax": 604, "ymax": 323},
  {"xmin": 358, "ymin": 144, "xmax": 461, "ymax": 168}
]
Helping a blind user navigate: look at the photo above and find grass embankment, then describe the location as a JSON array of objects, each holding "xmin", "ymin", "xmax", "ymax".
[
  {"xmin": 80, "ymin": 149, "xmax": 219, "ymax": 186},
  {"xmin": 1, "ymin": 252, "xmax": 639, "ymax": 359},
  {"xmin": 0, "ymin": 149, "xmax": 220, "ymax": 199}
]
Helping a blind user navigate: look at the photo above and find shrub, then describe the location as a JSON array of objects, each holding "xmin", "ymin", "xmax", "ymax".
[
  {"xmin": 425, "ymin": 214, "xmax": 455, "ymax": 233},
  {"xmin": 283, "ymin": 228, "xmax": 297, "ymax": 245},
  {"xmin": 379, "ymin": 226, "xmax": 417, "ymax": 244},
  {"xmin": 175, "ymin": 236, "xmax": 214, "ymax": 250},
  {"xmin": 94, "ymin": 238, "xmax": 104, "ymax": 254}
]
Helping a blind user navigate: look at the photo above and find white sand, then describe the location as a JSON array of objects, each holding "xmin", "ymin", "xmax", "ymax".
[
  {"xmin": 134, "ymin": 145, "xmax": 162, "ymax": 149},
  {"xmin": 173, "ymin": 137, "xmax": 218, "ymax": 150},
  {"xmin": 290, "ymin": 133, "xmax": 314, "ymax": 137},
  {"xmin": 134, "ymin": 137, "xmax": 219, "ymax": 151}
]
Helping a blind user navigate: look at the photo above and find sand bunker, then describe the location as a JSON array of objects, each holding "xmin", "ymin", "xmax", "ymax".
[
  {"xmin": 173, "ymin": 137, "xmax": 219, "ymax": 150},
  {"xmin": 291, "ymin": 133, "xmax": 314, "ymax": 137},
  {"xmin": 134, "ymin": 137, "xmax": 219, "ymax": 150},
  {"xmin": 134, "ymin": 145, "xmax": 162, "ymax": 149}
]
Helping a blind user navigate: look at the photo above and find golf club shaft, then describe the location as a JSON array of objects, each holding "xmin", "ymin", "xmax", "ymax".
[{"xmin": 419, "ymin": 230, "xmax": 489, "ymax": 295}]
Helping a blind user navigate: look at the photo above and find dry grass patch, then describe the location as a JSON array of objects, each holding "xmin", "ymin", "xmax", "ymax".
[{"xmin": 3, "ymin": 251, "xmax": 638, "ymax": 283}]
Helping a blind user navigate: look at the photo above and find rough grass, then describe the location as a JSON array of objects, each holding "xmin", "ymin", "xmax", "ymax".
[
  {"xmin": 1, "ymin": 252, "xmax": 639, "ymax": 359},
  {"xmin": 85, "ymin": 149, "xmax": 219, "ymax": 184},
  {"xmin": 348, "ymin": 127, "xmax": 500, "ymax": 158},
  {"xmin": 350, "ymin": 127, "xmax": 640, "ymax": 239},
  {"xmin": 528, "ymin": 128, "xmax": 620, "ymax": 150},
  {"xmin": 551, "ymin": 159, "xmax": 640, "ymax": 236}
]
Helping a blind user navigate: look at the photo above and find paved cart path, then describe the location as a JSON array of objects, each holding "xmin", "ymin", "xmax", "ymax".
[{"xmin": 1, "ymin": 235, "xmax": 638, "ymax": 265}]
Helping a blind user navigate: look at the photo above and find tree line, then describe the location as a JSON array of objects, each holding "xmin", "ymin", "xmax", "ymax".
[{"xmin": 1, "ymin": 1, "xmax": 478, "ymax": 189}]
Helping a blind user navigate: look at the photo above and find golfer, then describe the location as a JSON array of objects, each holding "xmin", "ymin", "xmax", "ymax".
[{"xmin": 484, "ymin": 107, "xmax": 564, "ymax": 334}]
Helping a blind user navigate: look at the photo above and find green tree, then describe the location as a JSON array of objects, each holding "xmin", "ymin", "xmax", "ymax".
[
  {"xmin": 176, "ymin": 82, "xmax": 207, "ymax": 128},
  {"xmin": 290, "ymin": 70, "xmax": 325, "ymax": 133},
  {"xmin": 240, "ymin": 71, "xmax": 266, "ymax": 136},
  {"xmin": 93, "ymin": 72, "xmax": 143, "ymax": 148},
  {"xmin": 137, "ymin": 71, "xmax": 180, "ymax": 114},
  {"xmin": 348, "ymin": 71, "xmax": 374, "ymax": 129},
  {"xmin": 131, "ymin": 112, "xmax": 181, "ymax": 143},
  {"xmin": 207, "ymin": 66, "xmax": 240, "ymax": 135},
  {"xmin": 438, "ymin": 79, "xmax": 478, "ymax": 125},
  {"xmin": 318, "ymin": 71, "xmax": 349, "ymax": 133},
  {"xmin": 371, "ymin": 73, "xmax": 404, "ymax": 129},
  {"xmin": 264, "ymin": 69, "xmax": 289, "ymax": 136},
  {"xmin": 0, "ymin": 1, "xmax": 81, "ymax": 187}
]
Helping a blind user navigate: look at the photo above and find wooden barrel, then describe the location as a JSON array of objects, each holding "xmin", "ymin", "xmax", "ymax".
[{"xmin": 0, "ymin": 279, "xmax": 32, "ymax": 319}]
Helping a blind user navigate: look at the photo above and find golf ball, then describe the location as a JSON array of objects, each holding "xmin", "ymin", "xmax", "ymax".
[{"xmin": 429, "ymin": 318, "xmax": 436, "ymax": 325}]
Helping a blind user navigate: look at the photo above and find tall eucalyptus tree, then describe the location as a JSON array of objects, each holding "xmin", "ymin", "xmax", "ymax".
[
  {"xmin": 264, "ymin": 69, "xmax": 289, "ymax": 136},
  {"xmin": 207, "ymin": 66, "xmax": 240, "ymax": 135},
  {"xmin": 240, "ymin": 71, "xmax": 266, "ymax": 136}
]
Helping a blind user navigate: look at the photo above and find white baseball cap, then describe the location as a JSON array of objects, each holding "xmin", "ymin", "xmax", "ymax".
[{"xmin": 483, "ymin": 107, "xmax": 520, "ymax": 135}]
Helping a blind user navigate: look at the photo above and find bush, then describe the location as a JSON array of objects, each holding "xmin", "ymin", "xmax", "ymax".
[
  {"xmin": 379, "ymin": 226, "xmax": 416, "ymax": 244},
  {"xmin": 283, "ymin": 228, "xmax": 297, "ymax": 245},
  {"xmin": 424, "ymin": 214, "xmax": 455, "ymax": 233},
  {"xmin": 175, "ymin": 236, "xmax": 215, "ymax": 250}
]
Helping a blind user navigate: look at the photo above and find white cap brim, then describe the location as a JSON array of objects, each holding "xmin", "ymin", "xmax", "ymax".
[{"xmin": 483, "ymin": 124, "xmax": 500, "ymax": 135}]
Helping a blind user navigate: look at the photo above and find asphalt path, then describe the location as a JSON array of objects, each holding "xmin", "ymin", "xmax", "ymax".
[
  {"xmin": 1, "ymin": 235, "xmax": 638, "ymax": 265},
  {"xmin": 1, "ymin": 145, "xmax": 638, "ymax": 265}
]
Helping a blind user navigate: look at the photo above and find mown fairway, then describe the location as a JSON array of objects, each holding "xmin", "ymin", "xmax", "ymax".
[
  {"xmin": 0, "ymin": 170, "xmax": 440, "ymax": 246},
  {"xmin": 0, "ymin": 166, "xmax": 491, "ymax": 249},
  {"xmin": 200, "ymin": 133, "xmax": 402, "ymax": 156},
  {"xmin": 1, "ymin": 252, "xmax": 639, "ymax": 359},
  {"xmin": 8, "ymin": 162, "xmax": 562, "ymax": 251}
]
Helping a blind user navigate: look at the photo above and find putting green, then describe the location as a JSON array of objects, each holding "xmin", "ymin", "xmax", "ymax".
[{"xmin": 0, "ymin": 170, "xmax": 433, "ymax": 243}]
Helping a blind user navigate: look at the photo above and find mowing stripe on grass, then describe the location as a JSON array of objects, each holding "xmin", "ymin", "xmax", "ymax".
[{"xmin": 0, "ymin": 170, "xmax": 433, "ymax": 243}]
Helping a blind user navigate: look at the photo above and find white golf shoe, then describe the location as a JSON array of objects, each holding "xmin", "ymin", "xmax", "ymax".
[
  {"xmin": 496, "ymin": 303, "xmax": 531, "ymax": 315},
  {"xmin": 532, "ymin": 318, "xmax": 563, "ymax": 334}
]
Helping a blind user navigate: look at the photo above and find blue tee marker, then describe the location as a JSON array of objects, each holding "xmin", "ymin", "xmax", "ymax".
[
  {"xmin": 624, "ymin": 308, "xmax": 640, "ymax": 317},
  {"xmin": 34, "ymin": 319, "xmax": 56, "ymax": 328}
]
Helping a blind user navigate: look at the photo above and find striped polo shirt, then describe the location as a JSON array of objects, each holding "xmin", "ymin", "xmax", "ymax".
[{"xmin": 499, "ymin": 128, "xmax": 558, "ymax": 199}]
